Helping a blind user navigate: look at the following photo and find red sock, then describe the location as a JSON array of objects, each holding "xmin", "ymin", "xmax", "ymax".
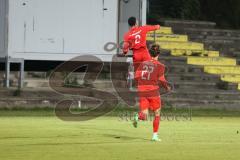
[
  {"xmin": 138, "ymin": 112, "xmax": 147, "ymax": 121},
  {"xmin": 153, "ymin": 116, "xmax": 160, "ymax": 133}
]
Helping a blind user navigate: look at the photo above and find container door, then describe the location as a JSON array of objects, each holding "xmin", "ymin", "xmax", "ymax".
[
  {"xmin": 63, "ymin": 0, "xmax": 103, "ymax": 54},
  {"xmin": 8, "ymin": 0, "xmax": 28, "ymax": 53},
  {"xmin": 0, "ymin": 0, "xmax": 7, "ymax": 56},
  {"xmin": 24, "ymin": 0, "xmax": 64, "ymax": 53},
  {"xmin": 102, "ymin": 0, "xmax": 118, "ymax": 55}
]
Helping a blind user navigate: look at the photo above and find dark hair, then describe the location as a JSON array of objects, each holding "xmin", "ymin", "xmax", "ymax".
[
  {"xmin": 149, "ymin": 44, "xmax": 160, "ymax": 57},
  {"xmin": 128, "ymin": 17, "xmax": 137, "ymax": 27}
]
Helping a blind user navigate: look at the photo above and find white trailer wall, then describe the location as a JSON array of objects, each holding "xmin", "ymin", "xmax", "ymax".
[
  {"xmin": 0, "ymin": 0, "xmax": 7, "ymax": 58},
  {"xmin": 8, "ymin": 0, "xmax": 118, "ymax": 61}
]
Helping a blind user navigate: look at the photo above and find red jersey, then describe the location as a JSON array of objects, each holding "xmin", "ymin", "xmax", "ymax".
[
  {"xmin": 123, "ymin": 25, "xmax": 160, "ymax": 54},
  {"xmin": 135, "ymin": 59, "xmax": 168, "ymax": 93}
]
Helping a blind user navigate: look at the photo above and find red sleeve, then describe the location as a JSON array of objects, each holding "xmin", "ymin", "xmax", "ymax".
[
  {"xmin": 123, "ymin": 34, "xmax": 130, "ymax": 54},
  {"xmin": 158, "ymin": 65, "xmax": 169, "ymax": 89},
  {"xmin": 143, "ymin": 25, "xmax": 160, "ymax": 32},
  {"xmin": 159, "ymin": 75, "xmax": 169, "ymax": 90}
]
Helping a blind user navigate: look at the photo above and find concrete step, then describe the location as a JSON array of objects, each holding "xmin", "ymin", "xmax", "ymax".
[
  {"xmin": 0, "ymin": 87, "xmax": 121, "ymax": 99},
  {"xmin": 159, "ymin": 56, "xmax": 187, "ymax": 65},
  {"xmin": 1, "ymin": 87, "xmax": 238, "ymax": 99},
  {"xmin": 167, "ymin": 73, "xmax": 220, "ymax": 82},
  {"xmin": 93, "ymin": 80, "xmax": 127, "ymax": 89},
  {"xmin": 25, "ymin": 72, "xmax": 48, "ymax": 79},
  {"xmin": 169, "ymin": 90, "xmax": 240, "ymax": 100},
  {"xmin": 89, "ymin": 80, "xmax": 235, "ymax": 90},
  {"xmin": 172, "ymin": 27, "xmax": 240, "ymax": 37},
  {"xmin": 1, "ymin": 96, "xmax": 239, "ymax": 110},
  {"xmin": 202, "ymin": 39, "xmax": 240, "ymax": 47},
  {"xmin": 6, "ymin": 77, "xmax": 239, "ymax": 92},
  {"xmin": 0, "ymin": 86, "xmax": 239, "ymax": 109},
  {"xmin": 202, "ymin": 40, "xmax": 240, "ymax": 53},
  {"xmin": 190, "ymin": 39, "xmax": 240, "ymax": 56},
  {"xmin": 24, "ymin": 79, "xmax": 49, "ymax": 88},
  {"xmin": 167, "ymin": 64, "xmax": 204, "ymax": 74},
  {"xmin": 164, "ymin": 20, "xmax": 216, "ymax": 29},
  {"xmin": 233, "ymin": 52, "xmax": 240, "ymax": 58},
  {"xmin": 162, "ymin": 97, "xmax": 240, "ymax": 109},
  {"xmin": 172, "ymin": 81, "xmax": 238, "ymax": 91},
  {"xmin": 23, "ymin": 79, "xmax": 128, "ymax": 89},
  {"xmin": 190, "ymin": 35, "xmax": 240, "ymax": 42},
  {"xmin": 0, "ymin": 97, "xmax": 104, "ymax": 109},
  {"xmin": 94, "ymin": 80, "xmax": 238, "ymax": 91},
  {"xmin": 6, "ymin": 68, "xmax": 239, "ymax": 91}
]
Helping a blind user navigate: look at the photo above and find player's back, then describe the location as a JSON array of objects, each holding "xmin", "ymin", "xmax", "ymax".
[
  {"xmin": 136, "ymin": 59, "xmax": 165, "ymax": 90},
  {"xmin": 124, "ymin": 25, "xmax": 160, "ymax": 51}
]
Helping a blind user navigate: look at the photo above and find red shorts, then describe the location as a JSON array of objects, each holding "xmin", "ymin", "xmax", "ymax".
[
  {"xmin": 133, "ymin": 48, "xmax": 151, "ymax": 71},
  {"xmin": 139, "ymin": 96, "xmax": 161, "ymax": 111}
]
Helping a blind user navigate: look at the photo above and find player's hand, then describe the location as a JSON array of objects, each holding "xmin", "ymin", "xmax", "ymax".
[
  {"xmin": 162, "ymin": 82, "xmax": 172, "ymax": 92},
  {"xmin": 116, "ymin": 53, "xmax": 126, "ymax": 57},
  {"xmin": 166, "ymin": 85, "xmax": 172, "ymax": 92}
]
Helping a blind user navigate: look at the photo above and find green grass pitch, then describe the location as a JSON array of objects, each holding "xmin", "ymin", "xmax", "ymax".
[{"xmin": 0, "ymin": 111, "xmax": 239, "ymax": 160}]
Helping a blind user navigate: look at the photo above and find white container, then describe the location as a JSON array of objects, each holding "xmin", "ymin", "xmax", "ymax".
[{"xmin": 0, "ymin": 0, "xmax": 147, "ymax": 62}]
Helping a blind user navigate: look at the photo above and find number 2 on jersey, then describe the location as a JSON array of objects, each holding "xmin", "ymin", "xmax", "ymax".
[{"xmin": 135, "ymin": 35, "xmax": 141, "ymax": 44}]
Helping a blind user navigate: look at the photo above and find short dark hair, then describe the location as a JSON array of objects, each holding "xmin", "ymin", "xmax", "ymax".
[
  {"xmin": 128, "ymin": 17, "xmax": 137, "ymax": 27},
  {"xmin": 150, "ymin": 44, "xmax": 161, "ymax": 57}
]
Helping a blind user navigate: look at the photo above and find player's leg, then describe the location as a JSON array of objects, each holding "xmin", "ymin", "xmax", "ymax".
[
  {"xmin": 138, "ymin": 109, "xmax": 148, "ymax": 120},
  {"xmin": 138, "ymin": 97, "xmax": 149, "ymax": 120},
  {"xmin": 150, "ymin": 97, "xmax": 162, "ymax": 141},
  {"xmin": 133, "ymin": 110, "xmax": 149, "ymax": 128},
  {"xmin": 133, "ymin": 51, "xmax": 143, "ymax": 71},
  {"xmin": 152, "ymin": 108, "xmax": 161, "ymax": 141},
  {"xmin": 142, "ymin": 49, "xmax": 151, "ymax": 61},
  {"xmin": 133, "ymin": 97, "xmax": 149, "ymax": 128}
]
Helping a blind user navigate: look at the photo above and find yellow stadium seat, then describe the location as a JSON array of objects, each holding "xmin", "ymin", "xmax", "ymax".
[
  {"xmin": 171, "ymin": 49, "xmax": 201, "ymax": 56},
  {"xmin": 221, "ymin": 75, "xmax": 240, "ymax": 83},
  {"xmin": 202, "ymin": 51, "xmax": 220, "ymax": 57},
  {"xmin": 149, "ymin": 27, "xmax": 173, "ymax": 34},
  {"xmin": 147, "ymin": 34, "xmax": 188, "ymax": 42},
  {"xmin": 204, "ymin": 66, "xmax": 240, "ymax": 74},
  {"xmin": 157, "ymin": 42, "xmax": 204, "ymax": 50},
  {"xmin": 188, "ymin": 57, "xmax": 236, "ymax": 66}
]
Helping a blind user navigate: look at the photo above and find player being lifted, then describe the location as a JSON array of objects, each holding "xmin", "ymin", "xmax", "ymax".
[
  {"xmin": 123, "ymin": 17, "xmax": 160, "ymax": 70},
  {"xmin": 134, "ymin": 44, "xmax": 171, "ymax": 142}
]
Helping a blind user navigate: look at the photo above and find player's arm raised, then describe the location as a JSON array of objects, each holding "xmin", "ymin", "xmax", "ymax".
[{"xmin": 144, "ymin": 25, "xmax": 161, "ymax": 32}]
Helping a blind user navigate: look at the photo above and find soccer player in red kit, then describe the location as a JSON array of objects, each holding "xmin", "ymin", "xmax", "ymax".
[
  {"xmin": 123, "ymin": 17, "xmax": 160, "ymax": 70},
  {"xmin": 134, "ymin": 44, "xmax": 171, "ymax": 142}
]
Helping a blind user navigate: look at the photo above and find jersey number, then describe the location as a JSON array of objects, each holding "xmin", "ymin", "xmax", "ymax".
[
  {"xmin": 141, "ymin": 65, "xmax": 154, "ymax": 80},
  {"xmin": 135, "ymin": 35, "xmax": 141, "ymax": 44}
]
